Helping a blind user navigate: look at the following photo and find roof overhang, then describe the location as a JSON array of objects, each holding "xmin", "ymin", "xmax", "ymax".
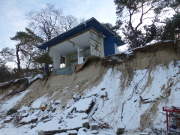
[
  {"xmin": 49, "ymin": 30, "xmax": 95, "ymax": 56},
  {"xmin": 38, "ymin": 17, "xmax": 123, "ymax": 50}
]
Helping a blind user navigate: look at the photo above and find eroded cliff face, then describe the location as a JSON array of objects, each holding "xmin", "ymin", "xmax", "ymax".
[
  {"xmin": 92, "ymin": 61, "xmax": 179, "ymax": 132},
  {"xmin": 0, "ymin": 41, "xmax": 179, "ymax": 135},
  {"xmin": 98, "ymin": 41, "xmax": 180, "ymax": 133}
]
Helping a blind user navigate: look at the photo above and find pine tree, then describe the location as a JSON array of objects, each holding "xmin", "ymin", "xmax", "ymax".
[
  {"xmin": 114, "ymin": 0, "xmax": 180, "ymax": 48},
  {"xmin": 11, "ymin": 28, "xmax": 43, "ymax": 71}
]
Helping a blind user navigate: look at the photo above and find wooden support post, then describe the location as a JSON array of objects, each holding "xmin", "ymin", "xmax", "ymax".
[{"xmin": 77, "ymin": 47, "xmax": 80, "ymax": 64}]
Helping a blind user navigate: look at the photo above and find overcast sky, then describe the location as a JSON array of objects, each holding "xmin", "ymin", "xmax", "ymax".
[{"xmin": 0, "ymin": 0, "xmax": 117, "ymax": 49}]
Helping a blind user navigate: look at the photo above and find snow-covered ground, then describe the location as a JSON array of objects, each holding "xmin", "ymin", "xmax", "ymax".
[
  {"xmin": 0, "ymin": 61, "xmax": 179, "ymax": 135},
  {"xmin": 0, "ymin": 90, "xmax": 30, "ymax": 113}
]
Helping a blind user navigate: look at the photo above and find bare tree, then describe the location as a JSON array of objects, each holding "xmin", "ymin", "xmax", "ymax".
[
  {"xmin": 0, "ymin": 47, "xmax": 15, "ymax": 64},
  {"xmin": 28, "ymin": 4, "xmax": 78, "ymax": 41},
  {"xmin": 61, "ymin": 15, "xmax": 78, "ymax": 31}
]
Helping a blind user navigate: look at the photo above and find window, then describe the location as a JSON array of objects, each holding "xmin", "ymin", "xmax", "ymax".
[{"xmin": 60, "ymin": 56, "xmax": 66, "ymax": 68}]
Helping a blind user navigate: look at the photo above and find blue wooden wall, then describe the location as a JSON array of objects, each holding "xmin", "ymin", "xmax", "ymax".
[
  {"xmin": 104, "ymin": 36, "xmax": 115, "ymax": 56},
  {"xmin": 104, "ymin": 35, "xmax": 124, "ymax": 56}
]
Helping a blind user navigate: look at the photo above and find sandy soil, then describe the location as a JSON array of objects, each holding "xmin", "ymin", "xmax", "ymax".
[{"xmin": 17, "ymin": 61, "xmax": 107, "ymax": 108}]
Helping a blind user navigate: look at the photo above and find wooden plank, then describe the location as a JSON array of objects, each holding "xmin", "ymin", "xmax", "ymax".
[{"xmin": 43, "ymin": 127, "xmax": 81, "ymax": 135}]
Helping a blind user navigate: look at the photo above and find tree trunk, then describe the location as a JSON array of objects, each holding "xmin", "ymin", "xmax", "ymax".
[{"xmin": 16, "ymin": 45, "xmax": 21, "ymax": 72}]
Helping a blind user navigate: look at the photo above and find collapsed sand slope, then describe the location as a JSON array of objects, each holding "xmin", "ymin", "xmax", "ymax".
[{"xmin": 17, "ymin": 60, "xmax": 106, "ymax": 108}]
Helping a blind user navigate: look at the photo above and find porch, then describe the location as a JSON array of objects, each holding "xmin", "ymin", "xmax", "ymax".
[{"xmin": 48, "ymin": 30, "xmax": 104, "ymax": 74}]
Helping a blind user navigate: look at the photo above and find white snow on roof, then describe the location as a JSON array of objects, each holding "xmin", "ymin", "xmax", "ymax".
[
  {"xmin": 117, "ymin": 43, "xmax": 129, "ymax": 53},
  {"xmin": 146, "ymin": 40, "xmax": 162, "ymax": 45}
]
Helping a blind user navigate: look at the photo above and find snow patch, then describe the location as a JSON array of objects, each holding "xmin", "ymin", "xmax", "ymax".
[
  {"xmin": 0, "ymin": 90, "xmax": 29, "ymax": 112},
  {"xmin": 31, "ymin": 96, "xmax": 48, "ymax": 109},
  {"xmin": 27, "ymin": 74, "xmax": 43, "ymax": 84},
  {"xmin": 117, "ymin": 43, "xmax": 129, "ymax": 53}
]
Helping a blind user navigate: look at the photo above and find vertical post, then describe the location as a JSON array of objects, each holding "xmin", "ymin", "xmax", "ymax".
[
  {"xmin": 77, "ymin": 47, "xmax": 80, "ymax": 64},
  {"xmin": 163, "ymin": 107, "xmax": 169, "ymax": 134},
  {"xmin": 166, "ymin": 111, "xmax": 169, "ymax": 134},
  {"xmin": 54, "ymin": 54, "xmax": 61, "ymax": 70},
  {"xmin": 77, "ymin": 47, "xmax": 84, "ymax": 64},
  {"xmin": 114, "ymin": 43, "xmax": 118, "ymax": 54}
]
